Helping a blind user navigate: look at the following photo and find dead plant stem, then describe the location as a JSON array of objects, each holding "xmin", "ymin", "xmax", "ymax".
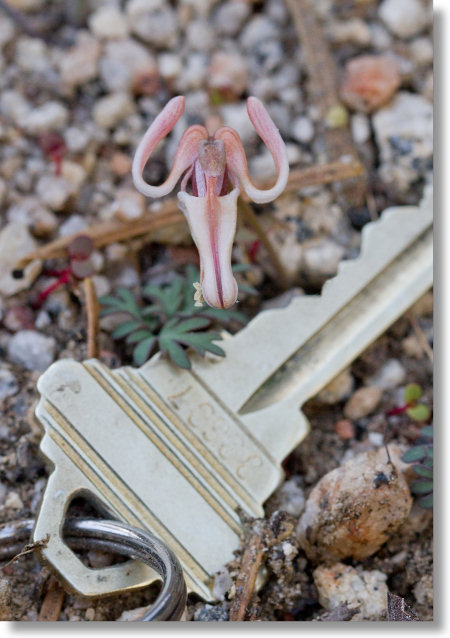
[
  {"xmin": 14, "ymin": 159, "xmax": 363, "ymax": 273},
  {"xmin": 83, "ymin": 277, "xmax": 100, "ymax": 359},
  {"xmin": 38, "ymin": 576, "xmax": 65, "ymax": 622},
  {"xmin": 238, "ymin": 199, "xmax": 289, "ymax": 289},
  {"xmin": 285, "ymin": 0, "xmax": 366, "ymax": 206}
]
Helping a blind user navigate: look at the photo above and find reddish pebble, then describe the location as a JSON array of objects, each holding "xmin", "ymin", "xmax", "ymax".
[
  {"xmin": 132, "ymin": 69, "xmax": 160, "ymax": 96},
  {"xmin": 335, "ymin": 419, "xmax": 355, "ymax": 440},
  {"xmin": 3, "ymin": 306, "xmax": 35, "ymax": 332},
  {"xmin": 340, "ymin": 55, "xmax": 401, "ymax": 113}
]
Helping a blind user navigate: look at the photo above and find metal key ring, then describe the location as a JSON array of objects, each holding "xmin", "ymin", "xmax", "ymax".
[{"xmin": 0, "ymin": 518, "xmax": 187, "ymax": 621}]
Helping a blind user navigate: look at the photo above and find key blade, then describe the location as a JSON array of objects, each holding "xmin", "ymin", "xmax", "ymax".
[
  {"xmin": 192, "ymin": 186, "xmax": 433, "ymax": 413},
  {"xmin": 241, "ymin": 216, "xmax": 432, "ymax": 414}
]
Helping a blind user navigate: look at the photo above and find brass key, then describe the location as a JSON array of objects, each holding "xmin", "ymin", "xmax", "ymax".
[{"xmin": 33, "ymin": 185, "xmax": 432, "ymax": 601}]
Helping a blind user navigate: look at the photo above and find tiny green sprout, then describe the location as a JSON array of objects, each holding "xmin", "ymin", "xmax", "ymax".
[
  {"xmin": 402, "ymin": 424, "xmax": 433, "ymax": 509},
  {"xmin": 387, "ymin": 383, "xmax": 430, "ymax": 422},
  {"xmin": 99, "ymin": 265, "xmax": 251, "ymax": 369}
]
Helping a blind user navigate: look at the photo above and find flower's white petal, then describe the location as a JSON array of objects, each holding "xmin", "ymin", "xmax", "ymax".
[
  {"xmin": 132, "ymin": 96, "xmax": 207, "ymax": 198},
  {"xmin": 178, "ymin": 187, "xmax": 239, "ymax": 309},
  {"xmin": 215, "ymin": 97, "xmax": 289, "ymax": 204}
]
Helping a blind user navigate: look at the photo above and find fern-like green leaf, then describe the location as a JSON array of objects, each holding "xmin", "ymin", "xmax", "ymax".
[
  {"xmin": 412, "ymin": 464, "xmax": 433, "ymax": 479},
  {"xmin": 126, "ymin": 329, "xmax": 155, "ymax": 344},
  {"xmin": 133, "ymin": 336, "xmax": 157, "ymax": 366},
  {"xmin": 163, "ymin": 339, "xmax": 191, "ymax": 369},
  {"xmin": 402, "ymin": 446, "xmax": 427, "ymax": 463},
  {"xmin": 143, "ymin": 277, "xmax": 183, "ymax": 317},
  {"xmin": 158, "ymin": 317, "xmax": 225, "ymax": 368},
  {"xmin": 410, "ymin": 479, "xmax": 433, "ymax": 495},
  {"xmin": 417, "ymin": 493, "xmax": 433, "ymax": 509},
  {"xmin": 421, "ymin": 425, "xmax": 433, "ymax": 439},
  {"xmin": 99, "ymin": 288, "xmax": 142, "ymax": 320},
  {"xmin": 111, "ymin": 320, "xmax": 144, "ymax": 339}
]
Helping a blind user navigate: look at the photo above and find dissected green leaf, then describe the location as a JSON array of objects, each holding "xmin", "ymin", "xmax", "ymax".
[
  {"xmin": 133, "ymin": 336, "xmax": 156, "ymax": 366},
  {"xmin": 404, "ymin": 383, "xmax": 423, "ymax": 403},
  {"xmin": 143, "ymin": 277, "xmax": 183, "ymax": 317},
  {"xmin": 417, "ymin": 493, "xmax": 433, "ymax": 509},
  {"xmin": 163, "ymin": 339, "xmax": 191, "ymax": 369},
  {"xmin": 177, "ymin": 331, "xmax": 225, "ymax": 357},
  {"xmin": 100, "ymin": 264, "xmax": 252, "ymax": 370},
  {"xmin": 115, "ymin": 288, "xmax": 142, "ymax": 316},
  {"xmin": 197, "ymin": 306, "xmax": 248, "ymax": 324},
  {"xmin": 420, "ymin": 425, "xmax": 433, "ymax": 439},
  {"xmin": 141, "ymin": 304, "xmax": 163, "ymax": 318},
  {"xmin": 99, "ymin": 288, "xmax": 142, "ymax": 320},
  {"xmin": 406, "ymin": 404, "xmax": 430, "ymax": 422},
  {"xmin": 111, "ymin": 320, "xmax": 144, "ymax": 339},
  {"xmin": 171, "ymin": 317, "xmax": 211, "ymax": 332},
  {"xmin": 402, "ymin": 446, "xmax": 427, "ymax": 463},
  {"xmin": 412, "ymin": 464, "xmax": 433, "ymax": 479},
  {"xmin": 126, "ymin": 329, "xmax": 155, "ymax": 344},
  {"xmin": 425, "ymin": 446, "xmax": 434, "ymax": 459},
  {"xmin": 158, "ymin": 317, "xmax": 225, "ymax": 368},
  {"xmin": 410, "ymin": 479, "xmax": 433, "ymax": 495}
]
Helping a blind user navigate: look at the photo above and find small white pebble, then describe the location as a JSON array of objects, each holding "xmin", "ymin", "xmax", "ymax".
[
  {"xmin": 368, "ymin": 432, "xmax": 385, "ymax": 447},
  {"xmin": 5, "ymin": 491, "xmax": 23, "ymax": 510},
  {"xmin": 282, "ymin": 542, "xmax": 297, "ymax": 558},
  {"xmin": 292, "ymin": 116, "xmax": 315, "ymax": 144},
  {"xmin": 351, "ymin": 113, "xmax": 371, "ymax": 145},
  {"xmin": 85, "ymin": 607, "xmax": 95, "ymax": 621}
]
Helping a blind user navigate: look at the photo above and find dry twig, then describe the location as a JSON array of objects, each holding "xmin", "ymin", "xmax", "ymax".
[
  {"xmin": 1, "ymin": 536, "xmax": 49, "ymax": 569},
  {"xmin": 229, "ymin": 512, "xmax": 294, "ymax": 622},
  {"xmin": 285, "ymin": 0, "xmax": 366, "ymax": 207},
  {"xmin": 407, "ymin": 311, "xmax": 434, "ymax": 363},
  {"xmin": 83, "ymin": 277, "xmax": 100, "ymax": 359},
  {"xmin": 238, "ymin": 199, "xmax": 289, "ymax": 289},
  {"xmin": 14, "ymin": 159, "xmax": 364, "ymax": 274},
  {"xmin": 38, "ymin": 576, "xmax": 65, "ymax": 622},
  {"xmin": 0, "ymin": 0, "xmax": 46, "ymax": 39},
  {"xmin": 14, "ymin": 203, "xmax": 183, "ymax": 269}
]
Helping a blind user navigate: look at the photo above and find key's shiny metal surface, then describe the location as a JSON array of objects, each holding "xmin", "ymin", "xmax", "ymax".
[{"xmin": 33, "ymin": 186, "xmax": 433, "ymax": 601}]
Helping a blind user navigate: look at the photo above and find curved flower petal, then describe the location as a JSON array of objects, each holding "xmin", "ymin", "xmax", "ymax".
[
  {"xmin": 132, "ymin": 96, "xmax": 208, "ymax": 198},
  {"xmin": 215, "ymin": 97, "xmax": 289, "ymax": 204},
  {"xmin": 178, "ymin": 187, "xmax": 239, "ymax": 309}
]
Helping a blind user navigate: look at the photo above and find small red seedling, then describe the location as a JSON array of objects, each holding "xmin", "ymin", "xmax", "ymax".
[
  {"xmin": 38, "ymin": 132, "xmax": 67, "ymax": 176},
  {"xmin": 387, "ymin": 383, "xmax": 430, "ymax": 422},
  {"xmin": 32, "ymin": 235, "xmax": 95, "ymax": 309}
]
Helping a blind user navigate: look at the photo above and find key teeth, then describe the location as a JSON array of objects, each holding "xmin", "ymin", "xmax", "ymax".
[{"xmin": 320, "ymin": 192, "xmax": 432, "ymax": 303}]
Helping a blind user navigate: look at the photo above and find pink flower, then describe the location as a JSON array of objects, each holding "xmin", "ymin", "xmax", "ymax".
[{"xmin": 132, "ymin": 96, "xmax": 289, "ymax": 309}]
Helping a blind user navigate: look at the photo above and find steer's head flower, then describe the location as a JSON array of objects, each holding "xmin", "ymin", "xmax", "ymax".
[{"xmin": 132, "ymin": 96, "xmax": 289, "ymax": 309}]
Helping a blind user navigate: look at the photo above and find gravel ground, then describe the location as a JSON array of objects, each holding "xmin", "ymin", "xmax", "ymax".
[{"xmin": 0, "ymin": 0, "xmax": 432, "ymax": 622}]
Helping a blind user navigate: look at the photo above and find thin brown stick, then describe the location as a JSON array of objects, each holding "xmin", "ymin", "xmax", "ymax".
[
  {"xmin": 0, "ymin": 0, "xmax": 46, "ymax": 39},
  {"xmin": 38, "ymin": 576, "xmax": 65, "ymax": 622},
  {"xmin": 229, "ymin": 534, "xmax": 265, "ymax": 622},
  {"xmin": 1, "ymin": 536, "xmax": 49, "ymax": 569},
  {"xmin": 285, "ymin": 0, "xmax": 366, "ymax": 206},
  {"xmin": 83, "ymin": 277, "xmax": 100, "ymax": 359},
  {"xmin": 14, "ymin": 159, "xmax": 363, "ymax": 274},
  {"xmin": 14, "ymin": 206, "xmax": 183, "ymax": 269},
  {"xmin": 284, "ymin": 159, "xmax": 365, "ymax": 194},
  {"xmin": 407, "ymin": 311, "xmax": 433, "ymax": 363},
  {"xmin": 229, "ymin": 513, "xmax": 294, "ymax": 622},
  {"xmin": 238, "ymin": 199, "xmax": 289, "ymax": 289}
]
